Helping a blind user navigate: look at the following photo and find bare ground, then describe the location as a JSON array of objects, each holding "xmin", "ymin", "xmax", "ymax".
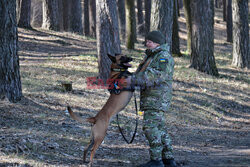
[{"xmin": 0, "ymin": 9, "xmax": 250, "ymax": 167}]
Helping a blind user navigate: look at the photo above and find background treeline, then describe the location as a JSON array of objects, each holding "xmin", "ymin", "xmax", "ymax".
[
  {"xmin": 0, "ymin": 0, "xmax": 249, "ymax": 102},
  {"xmin": 16, "ymin": 0, "xmax": 249, "ymax": 71}
]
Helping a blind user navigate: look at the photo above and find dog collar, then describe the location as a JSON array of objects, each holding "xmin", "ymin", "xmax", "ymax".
[{"xmin": 111, "ymin": 68, "xmax": 126, "ymax": 72}]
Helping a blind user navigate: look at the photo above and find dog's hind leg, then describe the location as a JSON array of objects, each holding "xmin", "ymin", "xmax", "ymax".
[
  {"xmin": 83, "ymin": 136, "xmax": 94, "ymax": 163},
  {"xmin": 89, "ymin": 136, "xmax": 104, "ymax": 167}
]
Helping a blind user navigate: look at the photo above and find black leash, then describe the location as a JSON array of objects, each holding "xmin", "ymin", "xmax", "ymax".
[{"xmin": 116, "ymin": 92, "xmax": 138, "ymax": 144}]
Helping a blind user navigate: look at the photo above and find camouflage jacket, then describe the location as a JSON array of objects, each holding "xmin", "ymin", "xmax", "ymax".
[{"xmin": 131, "ymin": 44, "xmax": 174, "ymax": 112}]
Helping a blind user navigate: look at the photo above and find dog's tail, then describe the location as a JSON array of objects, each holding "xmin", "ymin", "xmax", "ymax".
[
  {"xmin": 67, "ymin": 106, "xmax": 85, "ymax": 123},
  {"xmin": 67, "ymin": 106, "xmax": 96, "ymax": 124}
]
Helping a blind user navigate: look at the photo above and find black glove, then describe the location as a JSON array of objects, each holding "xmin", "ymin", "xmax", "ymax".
[
  {"xmin": 145, "ymin": 47, "xmax": 162, "ymax": 56},
  {"xmin": 145, "ymin": 49, "xmax": 153, "ymax": 56}
]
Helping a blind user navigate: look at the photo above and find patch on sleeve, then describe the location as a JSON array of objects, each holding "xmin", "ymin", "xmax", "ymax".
[{"xmin": 159, "ymin": 58, "xmax": 168, "ymax": 63}]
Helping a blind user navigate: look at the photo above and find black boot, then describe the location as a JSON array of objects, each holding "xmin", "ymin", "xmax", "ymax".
[
  {"xmin": 137, "ymin": 160, "xmax": 164, "ymax": 167},
  {"xmin": 162, "ymin": 158, "xmax": 177, "ymax": 167}
]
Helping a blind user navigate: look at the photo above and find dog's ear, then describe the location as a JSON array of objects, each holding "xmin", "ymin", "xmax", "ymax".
[{"xmin": 107, "ymin": 54, "xmax": 116, "ymax": 63}]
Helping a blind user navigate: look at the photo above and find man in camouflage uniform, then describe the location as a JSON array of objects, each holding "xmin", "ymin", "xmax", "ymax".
[{"xmin": 127, "ymin": 31, "xmax": 177, "ymax": 167}]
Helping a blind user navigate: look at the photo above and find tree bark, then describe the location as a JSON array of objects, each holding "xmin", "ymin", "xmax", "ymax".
[
  {"xmin": 190, "ymin": 0, "xmax": 218, "ymax": 76},
  {"xmin": 232, "ymin": 0, "xmax": 249, "ymax": 68},
  {"xmin": 82, "ymin": 0, "xmax": 89, "ymax": 35},
  {"xmin": 16, "ymin": 0, "xmax": 21, "ymax": 22},
  {"xmin": 137, "ymin": 0, "xmax": 144, "ymax": 34},
  {"xmin": 57, "ymin": 0, "xmax": 64, "ymax": 31},
  {"xmin": 31, "ymin": 0, "xmax": 43, "ymax": 28},
  {"xmin": 178, "ymin": 0, "xmax": 183, "ymax": 8},
  {"xmin": 0, "ymin": 0, "xmax": 22, "ymax": 102},
  {"xmin": 150, "ymin": 0, "xmax": 174, "ymax": 48},
  {"xmin": 18, "ymin": 0, "xmax": 31, "ymax": 28},
  {"xmin": 126, "ymin": 0, "xmax": 136, "ymax": 49},
  {"xmin": 89, "ymin": 0, "xmax": 96, "ymax": 37},
  {"xmin": 96, "ymin": 0, "xmax": 121, "ymax": 81},
  {"xmin": 42, "ymin": 0, "xmax": 60, "ymax": 31},
  {"xmin": 172, "ymin": 0, "xmax": 182, "ymax": 57},
  {"xmin": 62, "ymin": 0, "xmax": 71, "ymax": 31},
  {"xmin": 223, "ymin": 0, "xmax": 227, "ymax": 21},
  {"xmin": 71, "ymin": 0, "xmax": 83, "ymax": 34},
  {"xmin": 177, "ymin": 0, "xmax": 180, "ymax": 17},
  {"xmin": 144, "ymin": 0, "xmax": 151, "ymax": 41},
  {"xmin": 215, "ymin": 0, "xmax": 218, "ymax": 8},
  {"xmin": 226, "ymin": 0, "xmax": 233, "ymax": 42},
  {"xmin": 117, "ymin": 0, "xmax": 126, "ymax": 41},
  {"xmin": 183, "ymin": 0, "xmax": 192, "ymax": 54}
]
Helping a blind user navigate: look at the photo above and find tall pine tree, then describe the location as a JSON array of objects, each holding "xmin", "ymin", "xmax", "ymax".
[
  {"xmin": 0, "ymin": 0, "xmax": 22, "ymax": 102},
  {"xmin": 96, "ymin": 0, "xmax": 121, "ymax": 80},
  {"xmin": 126, "ymin": 0, "xmax": 136, "ymax": 49},
  {"xmin": 190, "ymin": 0, "xmax": 218, "ymax": 76},
  {"xmin": 232, "ymin": 0, "xmax": 249, "ymax": 68}
]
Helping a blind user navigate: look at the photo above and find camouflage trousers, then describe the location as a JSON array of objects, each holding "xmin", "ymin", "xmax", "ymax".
[{"xmin": 143, "ymin": 109, "xmax": 174, "ymax": 161}]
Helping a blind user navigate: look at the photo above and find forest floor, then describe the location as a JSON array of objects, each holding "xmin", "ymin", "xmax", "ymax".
[{"xmin": 0, "ymin": 9, "xmax": 250, "ymax": 167}]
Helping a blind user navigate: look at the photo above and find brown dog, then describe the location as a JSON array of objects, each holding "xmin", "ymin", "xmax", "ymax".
[{"xmin": 67, "ymin": 53, "xmax": 134, "ymax": 166}]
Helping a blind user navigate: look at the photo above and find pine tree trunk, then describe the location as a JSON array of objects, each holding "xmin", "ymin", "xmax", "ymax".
[
  {"xmin": 172, "ymin": 0, "xmax": 182, "ymax": 57},
  {"xmin": 57, "ymin": 0, "xmax": 64, "ymax": 31},
  {"xmin": 137, "ymin": 0, "xmax": 144, "ymax": 34},
  {"xmin": 71, "ymin": 0, "xmax": 83, "ymax": 34},
  {"xmin": 232, "ymin": 0, "xmax": 249, "ymax": 68},
  {"xmin": 150, "ymin": 0, "xmax": 173, "ymax": 48},
  {"xmin": 31, "ymin": 0, "xmax": 43, "ymax": 28},
  {"xmin": 126, "ymin": 0, "xmax": 136, "ymax": 49},
  {"xmin": 62, "ymin": 0, "xmax": 71, "ymax": 31},
  {"xmin": 183, "ymin": 0, "xmax": 192, "ymax": 54},
  {"xmin": 96, "ymin": 0, "xmax": 121, "ymax": 81},
  {"xmin": 190, "ymin": 0, "xmax": 218, "ymax": 76},
  {"xmin": 16, "ymin": 0, "xmax": 21, "ymax": 22},
  {"xmin": 227, "ymin": 0, "xmax": 233, "ymax": 42},
  {"xmin": 223, "ymin": 0, "xmax": 227, "ymax": 21},
  {"xmin": 144, "ymin": 0, "xmax": 151, "ymax": 41},
  {"xmin": 178, "ymin": 0, "xmax": 183, "ymax": 8},
  {"xmin": 18, "ymin": 0, "xmax": 31, "ymax": 28},
  {"xmin": 117, "ymin": 0, "xmax": 126, "ymax": 41},
  {"xmin": 89, "ymin": 0, "xmax": 96, "ymax": 37},
  {"xmin": 82, "ymin": 0, "xmax": 89, "ymax": 35},
  {"xmin": 215, "ymin": 0, "xmax": 219, "ymax": 8},
  {"xmin": 42, "ymin": 0, "xmax": 60, "ymax": 31},
  {"xmin": 177, "ymin": 0, "xmax": 180, "ymax": 17},
  {"xmin": 0, "ymin": 0, "xmax": 22, "ymax": 102}
]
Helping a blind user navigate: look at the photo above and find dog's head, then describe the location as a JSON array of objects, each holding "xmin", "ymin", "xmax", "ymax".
[{"xmin": 108, "ymin": 53, "xmax": 133, "ymax": 69}]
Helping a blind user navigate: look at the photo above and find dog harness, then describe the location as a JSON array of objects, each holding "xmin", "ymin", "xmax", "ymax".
[{"xmin": 108, "ymin": 69, "xmax": 134, "ymax": 95}]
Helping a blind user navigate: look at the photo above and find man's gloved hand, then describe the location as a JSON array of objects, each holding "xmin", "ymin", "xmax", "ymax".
[
  {"xmin": 145, "ymin": 49, "xmax": 153, "ymax": 56},
  {"xmin": 120, "ymin": 76, "xmax": 131, "ymax": 89}
]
